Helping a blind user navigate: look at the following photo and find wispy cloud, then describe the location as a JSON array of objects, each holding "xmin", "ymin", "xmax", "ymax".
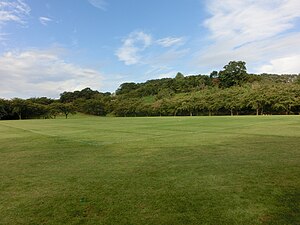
[
  {"xmin": 0, "ymin": 48, "xmax": 103, "ymax": 99},
  {"xmin": 115, "ymin": 31, "xmax": 189, "ymax": 81},
  {"xmin": 151, "ymin": 49, "xmax": 189, "ymax": 64},
  {"xmin": 156, "ymin": 37, "xmax": 185, "ymax": 47},
  {"xmin": 116, "ymin": 31, "xmax": 152, "ymax": 65},
  {"xmin": 204, "ymin": 0, "xmax": 300, "ymax": 44},
  {"xmin": 196, "ymin": 0, "xmax": 300, "ymax": 74},
  {"xmin": 155, "ymin": 70, "xmax": 178, "ymax": 79},
  {"xmin": 39, "ymin": 17, "xmax": 52, "ymax": 26},
  {"xmin": 87, "ymin": 0, "xmax": 107, "ymax": 10},
  {"xmin": 0, "ymin": 0, "xmax": 30, "ymax": 25},
  {"xmin": 116, "ymin": 31, "xmax": 187, "ymax": 66},
  {"xmin": 0, "ymin": 0, "xmax": 30, "ymax": 45}
]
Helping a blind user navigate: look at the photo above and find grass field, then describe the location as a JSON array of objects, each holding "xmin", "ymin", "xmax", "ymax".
[{"xmin": 0, "ymin": 115, "xmax": 299, "ymax": 225}]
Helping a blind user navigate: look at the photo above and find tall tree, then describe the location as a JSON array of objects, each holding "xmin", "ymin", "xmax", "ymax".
[
  {"xmin": 11, "ymin": 98, "xmax": 28, "ymax": 120},
  {"xmin": 0, "ymin": 99, "xmax": 10, "ymax": 119},
  {"xmin": 219, "ymin": 61, "xmax": 247, "ymax": 88}
]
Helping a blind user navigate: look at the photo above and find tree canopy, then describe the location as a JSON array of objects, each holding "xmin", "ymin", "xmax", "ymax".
[
  {"xmin": 1, "ymin": 61, "xmax": 299, "ymax": 120},
  {"xmin": 218, "ymin": 61, "xmax": 248, "ymax": 87}
]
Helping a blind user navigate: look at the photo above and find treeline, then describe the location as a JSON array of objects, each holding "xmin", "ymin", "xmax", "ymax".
[
  {"xmin": 0, "ymin": 88, "xmax": 110, "ymax": 120},
  {"xmin": 1, "ymin": 61, "xmax": 300, "ymax": 120}
]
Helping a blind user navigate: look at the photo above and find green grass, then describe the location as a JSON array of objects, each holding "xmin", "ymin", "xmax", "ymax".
[{"xmin": 0, "ymin": 115, "xmax": 299, "ymax": 225}]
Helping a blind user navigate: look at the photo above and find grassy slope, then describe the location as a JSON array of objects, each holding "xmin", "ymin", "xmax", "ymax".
[{"xmin": 0, "ymin": 115, "xmax": 299, "ymax": 225}]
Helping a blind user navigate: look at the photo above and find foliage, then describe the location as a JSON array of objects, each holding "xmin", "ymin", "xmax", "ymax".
[
  {"xmin": 54, "ymin": 102, "xmax": 76, "ymax": 119},
  {"xmin": 218, "ymin": 61, "xmax": 248, "ymax": 87},
  {"xmin": 1, "ymin": 61, "xmax": 300, "ymax": 120}
]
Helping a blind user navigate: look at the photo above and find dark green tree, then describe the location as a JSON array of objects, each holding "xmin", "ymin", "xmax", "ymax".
[
  {"xmin": 83, "ymin": 99, "xmax": 106, "ymax": 116},
  {"xmin": 219, "ymin": 61, "xmax": 247, "ymax": 88},
  {"xmin": 175, "ymin": 72, "xmax": 184, "ymax": 79},
  {"xmin": 55, "ymin": 103, "xmax": 76, "ymax": 119},
  {"xmin": 116, "ymin": 82, "xmax": 139, "ymax": 95},
  {"xmin": 11, "ymin": 98, "xmax": 28, "ymax": 120},
  {"xmin": 0, "ymin": 99, "xmax": 10, "ymax": 119},
  {"xmin": 210, "ymin": 71, "xmax": 218, "ymax": 79},
  {"xmin": 48, "ymin": 103, "xmax": 62, "ymax": 119}
]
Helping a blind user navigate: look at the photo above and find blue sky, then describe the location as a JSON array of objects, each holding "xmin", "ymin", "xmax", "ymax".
[{"xmin": 0, "ymin": 0, "xmax": 300, "ymax": 98}]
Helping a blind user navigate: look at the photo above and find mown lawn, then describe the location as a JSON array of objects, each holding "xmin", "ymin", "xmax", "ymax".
[{"xmin": 0, "ymin": 115, "xmax": 299, "ymax": 225}]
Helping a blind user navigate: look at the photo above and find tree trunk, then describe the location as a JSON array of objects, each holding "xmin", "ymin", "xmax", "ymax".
[
  {"xmin": 256, "ymin": 108, "xmax": 259, "ymax": 116},
  {"xmin": 209, "ymin": 110, "xmax": 212, "ymax": 116},
  {"xmin": 230, "ymin": 109, "xmax": 233, "ymax": 116},
  {"xmin": 174, "ymin": 108, "xmax": 178, "ymax": 116}
]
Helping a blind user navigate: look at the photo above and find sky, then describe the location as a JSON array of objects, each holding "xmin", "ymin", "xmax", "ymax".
[{"xmin": 0, "ymin": 0, "xmax": 300, "ymax": 99}]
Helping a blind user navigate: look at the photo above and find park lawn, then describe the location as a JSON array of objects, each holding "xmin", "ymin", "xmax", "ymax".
[{"xmin": 0, "ymin": 115, "xmax": 299, "ymax": 225}]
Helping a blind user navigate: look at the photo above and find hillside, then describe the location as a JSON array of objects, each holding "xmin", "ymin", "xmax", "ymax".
[{"xmin": 1, "ymin": 61, "xmax": 300, "ymax": 119}]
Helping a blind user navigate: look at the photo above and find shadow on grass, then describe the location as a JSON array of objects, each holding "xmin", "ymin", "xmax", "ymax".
[{"xmin": 260, "ymin": 188, "xmax": 300, "ymax": 225}]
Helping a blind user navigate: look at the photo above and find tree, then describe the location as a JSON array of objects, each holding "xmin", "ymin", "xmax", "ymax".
[
  {"xmin": 47, "ymin": 103, "xmax": 62, "ymax": 118},
  {"xmin": 82, "ymin": 99, "xmax": 106, "ymax": 116},
  {"xmin": 0, "ymin": 99, "xmax": 10, "ymax": 119},
  {"xmin": 246, "ymin": 84, "xmax": 272, "ymax": 115},
  {"xmin": 112, "ymin": 98, "xmax": 141, "ymax": 117},
  {"xmin": 152, "ymin": 100, "xmax": 164, "ymax": 116},
  {"xmin": 11, "ymin": 98, "xmax": 28, "ymax": 120},
  {"xmin": 206, "ymin": 90, "xmax": 223, "ymax": 116},
  {"xmin": 178, "ymin": 100, "xmax": 194, "ymax": 116},
  {"xmin": 175, "ymin": 72, "xmax": 184, "ymax": 79},
  {"xmin": 219, "ymin": 61, "xmax": 247, "ymax": 88},
  {"xmin": 155, "ymin": 88, "xmax": 174, "ymax": 100},
  {"xmin": 54, "ymin": 103, "xmax": 76, "ymax": 119},
  {"xmin": 115, "ymin": 82, "xmax": 139, "ymax": 95},
  {"xmin": 273, "ymin": 84, "xmax": 297, "ymax": 115},
  {"xmin": 80, "ymin": 87, "xmax": 99, "ymax": 99},
  {"xmin": 210, "ymin": 71, "xmax": 218, "ymax": 79},
  {"xmin": 222, "ymin": 86, "xmax": 246, "ymax": 116},
  {"xmin": 136, "ymin": 103, "xmax": 152, "ymax": 116},
  {"xmin": 25, "ymin": 102, "xmax": 48, "ymax": 119},
  {"xmin": 28, "ymin": 97, "xmax": 54, "ymax": 105},
  {"xmin": 60, "ymin": 91, "xmax": 75, "ymax": 103}
]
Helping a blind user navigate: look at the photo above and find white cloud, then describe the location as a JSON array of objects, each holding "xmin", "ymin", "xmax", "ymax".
[
  {"xmin": 258, "ymin": 55, "xmax": 300, "ymax": 74},
  {"xmin": 0, "ymin": 49, "xmax": 103, "ymax": 99},
  {"xmin": 156, "ymin": 37, "xmax": 185, "ymax": 47},
  {"xmin": 39, "ymin": 17, "xmax": 52, "ymax": 26},
  {"xmin": 204, "ymin": 0, "xmax": 300, "ymax": 43},
  {"xmin": 196, "ymin": 0, "xmax": 300, "ymax": 74},
  {"xmin": 0, "ymin": 0, "xmax": 30, "ymax": 44},
  {"xmin": 115, "ymin": 31, "xmax": 152, "ymax": 65},
  {"xmin": 155, "ymin": 70, "xmax": 178, "ymax": 79},
  {"xmin": 0, "ymin": 0, "xmax": 30, "ymax": 25},
  {"xmin": 116, "ymin": 31, "xmax": 188, "ymax": 66},
  {"xmin": 87, "ymin": 0, "xmax": 107, "ymax": 10}
]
